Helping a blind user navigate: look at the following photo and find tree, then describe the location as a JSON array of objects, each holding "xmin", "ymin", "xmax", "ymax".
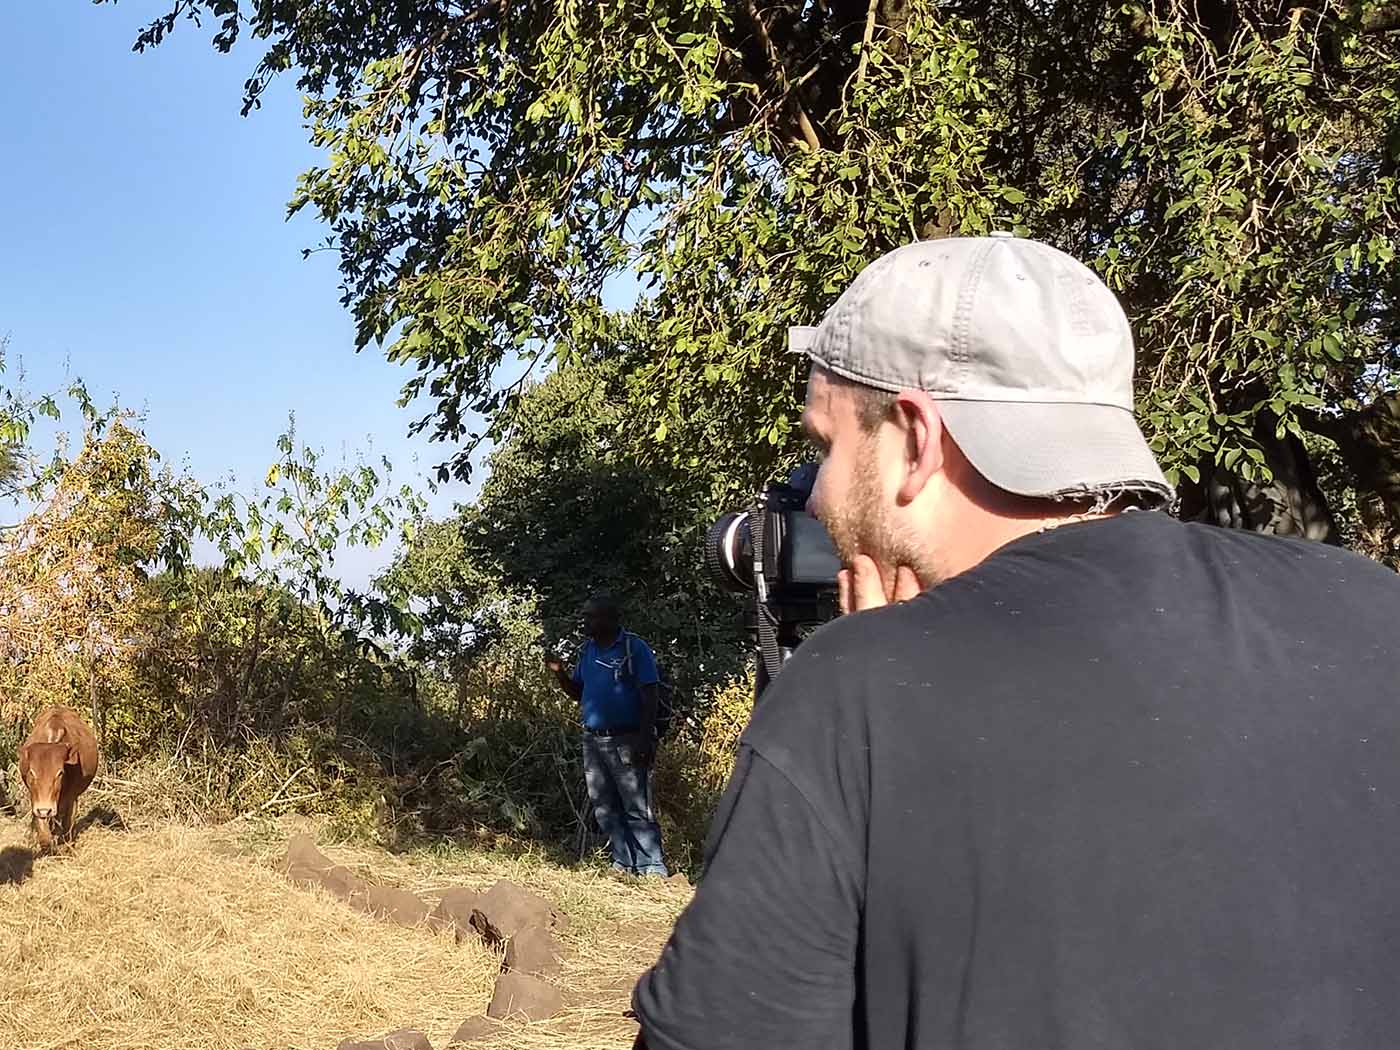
[
  {"xmin": 0, "ymin": 336, "xmax": 66, "ymax": 506},
  {"xmin": 383, "ymin": 356, "xmax": 747, "ymax": 710},
  {"xmin": 108, "ymin": 0, "xmax": 1399, "ymax": 559},
  {"xmin": 0, "ymin": 414, "xmax": 203, "ymax": 750}
]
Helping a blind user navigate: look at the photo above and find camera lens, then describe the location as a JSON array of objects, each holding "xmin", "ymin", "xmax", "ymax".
[{"xmin": 704, "ymin": 512, "xmax": 754, "ymax": 592}]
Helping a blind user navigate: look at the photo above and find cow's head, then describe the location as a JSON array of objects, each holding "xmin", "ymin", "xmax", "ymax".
[{"xmin": 18, "ymin": 741, "xmax": 79, "ymax": 823}]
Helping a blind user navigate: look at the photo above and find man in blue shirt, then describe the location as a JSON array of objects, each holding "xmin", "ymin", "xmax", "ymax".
[{"xmin": 546, "ymin": 593, "xmax": 668, "ymax": 877}]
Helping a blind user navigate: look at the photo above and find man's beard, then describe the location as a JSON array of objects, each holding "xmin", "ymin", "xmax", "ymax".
[{"xmin": 817, "ymin": 441, "xmax": 946, "ymax": 591}]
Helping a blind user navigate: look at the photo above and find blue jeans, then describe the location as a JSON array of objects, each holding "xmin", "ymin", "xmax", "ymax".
[{"xmin": 582, "ymin": 731, "xmax": 668, "ymax": 876}]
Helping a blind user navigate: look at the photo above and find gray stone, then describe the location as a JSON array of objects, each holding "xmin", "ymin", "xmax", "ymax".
[
  {"xmin": 428, "ymin": 886, "xmax": 481, "ymax": 937},
  {"xmin": 502, "ymin": 925, "xmax": 563, "ymax": 978},
  {"xmin": 486, "ymin": 971, "xmax": 563, "ymax": 1021},
  {"xmin": 447, "ymin": 1016, "xmax": 499, "ymax": 1044},
  {"xmin": 283, "ymin": 833, "xmax": 366, "ymax": 902},
  {"xmin": 352, "ymin": 884, "xmax": 431, "ymax": 928},
  {"xmin": 470, "ymin": 880, "xmax": 568, "ymax": 945},
  {"xmin": 336, "ymin": 1030, "xmax": 433, "ymax": 1050}
]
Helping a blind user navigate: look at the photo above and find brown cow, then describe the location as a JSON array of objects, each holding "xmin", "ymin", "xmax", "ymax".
[{"xmin": 18, "ymin": 706, "xmax": 99, "ymax": 850}]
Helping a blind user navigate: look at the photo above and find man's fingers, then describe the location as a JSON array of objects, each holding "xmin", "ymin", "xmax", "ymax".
[
  {"xmin": 845, "ymin": 555, "xmax": 890, "ymax": 612},
  {"xmin": 840, "ymin": 559, "xmax": 922, "ymax": 614},
  {"xmin": 893, "ymin": 565, "xmax": 922, "ymax": 603}
]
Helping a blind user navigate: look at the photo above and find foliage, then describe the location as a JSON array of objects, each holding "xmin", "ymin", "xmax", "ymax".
[
  {"xmin": 377, "ymin": 358, "xmax": 753, "ymax": 866},
  {"xmin": 0, "ymin": 412, "xmax": 203, "ymax": 752},
  {"xmin": 651, "ymin": 676, "xmax": 753, "ymax": 873},
  {"xmin": 0, "ymin": 336, "xmax": 73, "ymax": 502},
  {"xmin": 204, "ymin": 415, "xmax": 428, "ymax": 635},
  {"xmin": 382, "ymin": 357, "xmax": 748, "ymax": 728},
  {"xmin": 0, "ymin": 352, "xmax": 746, "ymax": 871},
  {"xmin": 107, "ymin": 0, "xmax": 1400, "ymax": 560},
  {"xmin": 0, "ymin": 378, "xmax": 462, "ymax": 841}
]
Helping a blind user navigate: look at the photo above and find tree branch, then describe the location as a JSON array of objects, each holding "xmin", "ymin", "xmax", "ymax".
[
  {"xmin": 742, "ymin": 0, "xmax": 823, "ymax": 151},
  {"xmin": 855, "ymin": 0, "xmax": 880, "ymax": 85}
]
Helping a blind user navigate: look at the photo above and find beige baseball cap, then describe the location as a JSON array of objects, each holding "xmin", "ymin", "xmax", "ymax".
[{"xmin": 790, "ymin": 234, "xmax": 1172, "ymax": 503}]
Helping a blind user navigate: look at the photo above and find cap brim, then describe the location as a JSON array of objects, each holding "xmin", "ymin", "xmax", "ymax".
[
  {"xmin": 936, "ymin": 400, "xmax": 1173, "ymax": 503},
  {"xmin": 787, "ymin": 326, "xmax": 819, "ymax": 354}
]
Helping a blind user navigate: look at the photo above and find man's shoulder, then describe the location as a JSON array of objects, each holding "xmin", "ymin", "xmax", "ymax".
[
  {"xmin": 743, "ymin": 595, "xmax": 964, "ymax": 746},
  {"xmin": 776, "ymin": 575, "xmax": 994, "ymax": 666},
  {"xmin": 622, "ymin": 630, "xmax": 656, "ymax": 654}
]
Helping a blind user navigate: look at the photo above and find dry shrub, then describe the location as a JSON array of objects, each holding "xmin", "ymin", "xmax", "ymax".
[
  {"xmin": 653, "ymin": 678, "xmax": 753, "ymax": 874},
  {"xmin": 0, "ymin": 421, "xmax": 188, "ymax": 747},
  {"xmin": 31, "ymin": 737, "xmax": 398, "ymax": 847}
]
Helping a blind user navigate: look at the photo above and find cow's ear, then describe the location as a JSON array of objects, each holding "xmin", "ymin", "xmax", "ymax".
[
  {"xmin": 64, "ymin": 746, "xmax": 80, "ymax": 767},
  {"xmin": 17, "ymin": 743, "xmax": 28, "ymax": 770}
]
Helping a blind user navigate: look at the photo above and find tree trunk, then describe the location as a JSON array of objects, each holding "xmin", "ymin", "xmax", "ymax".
[
  {"xmin": 1300, "ymin": 392, "xmax": 1400, "ymax": 562},
  {"xmin": 1178, "ymin": 414, "xmax": 1340, "ymax": 542}
]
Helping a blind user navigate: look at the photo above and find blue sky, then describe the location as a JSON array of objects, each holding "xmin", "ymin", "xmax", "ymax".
[{"xmin": 0, "ymin": 3, "xmax": 491, "ymax": 584}]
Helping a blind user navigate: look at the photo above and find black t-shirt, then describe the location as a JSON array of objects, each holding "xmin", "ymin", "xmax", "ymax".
[{"xmin": 634, "ymin": 511, "xmax": 1400, "ymax": 1049}]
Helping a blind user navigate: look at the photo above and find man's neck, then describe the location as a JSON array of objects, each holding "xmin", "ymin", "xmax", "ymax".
[{"xmin": 593, "ymin": 628, "xmax": 621, "ymax": 648}]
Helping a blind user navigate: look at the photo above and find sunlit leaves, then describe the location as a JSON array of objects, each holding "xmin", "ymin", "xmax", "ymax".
[{"xmin": 108, "ymin": 0, "xmax": 1400, "ymax": 545}]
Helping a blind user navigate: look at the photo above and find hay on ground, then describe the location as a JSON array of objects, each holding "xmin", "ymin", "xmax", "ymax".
[{"xmin": 0, "ymin": 799, "xmax": 689, "ymax": 1050}]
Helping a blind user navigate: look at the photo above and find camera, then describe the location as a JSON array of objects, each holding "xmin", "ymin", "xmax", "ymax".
[{"xmin": 704, "ymin": 464, "xmax": 842, "ymax": 700}]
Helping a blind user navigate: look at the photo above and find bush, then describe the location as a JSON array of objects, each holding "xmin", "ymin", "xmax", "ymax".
[
  {"xmin": 0, "ymin": 393, "xmax": 754, "ymax": 868},
  {"xmin": 653, "ymin": 678, "xmax": 753, "ymax": 875}
]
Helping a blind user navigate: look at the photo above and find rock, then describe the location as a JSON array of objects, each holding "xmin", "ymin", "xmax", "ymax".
[
  {"xmin": 284, "ymin": 835, "xmax": 430, "ymax": 927},
  {"xmin": 503, "ymin": 926, "xmax": 563, "ymax": 978},
  {"xmin": 383, "ymin": 1031, "xmax": 433, "ymax": 1050},
  {"xmin": 428, "ymin": 886, "xmax": 481, "ymax": 937},
  {"xmin": 486, "ymin": 971, "xmax": 563, "ymax": 1021},
  {"xmin": 283, "ymin": 833, "xmax": 365, "ymax": 902},
  {"xmin": 447, "ymin": 1016, "xmax": 499, "ymax": 1044},
  {"xmin": 666, "ymin": 872, "xmax": 691, "ymax": 888},
  {"xmin": 282, "ymin": 832, "xmax": 324, "ymax": 874},
  {"xmin": 352, "ymin": 885, "xmax": 431, "ymax": 928},
  {"xmin": 336, "ymin": 1030, "xmax": 433, "ymax": 1050},
  {"xmin": 469, "ymin": 880, "xmax": 568, "ymax": 945}
]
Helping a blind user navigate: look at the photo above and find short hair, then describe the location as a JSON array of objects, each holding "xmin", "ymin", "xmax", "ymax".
[
  {"xmin": 826, "ymin": 371, "xmax": 898, "ymax": 432},
  {"xmin": 853, "ymin": 386, "xmax": 898, "ymax": 431}
]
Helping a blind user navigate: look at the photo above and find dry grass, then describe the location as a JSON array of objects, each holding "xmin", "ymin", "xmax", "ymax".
[{"xmin": 0, "ymin": 777, "xmax": 691, "ymax": 1050}]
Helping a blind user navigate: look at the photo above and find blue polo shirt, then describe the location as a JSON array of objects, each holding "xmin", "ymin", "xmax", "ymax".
[{"xmin": 572, "ymin": 631, "xmax": 659, "ymax": 731}]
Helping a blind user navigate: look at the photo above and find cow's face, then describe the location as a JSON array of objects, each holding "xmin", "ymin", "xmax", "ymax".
[{"xmin": 19, "ymin": 741, "xmax": 78, "ymax": 820}]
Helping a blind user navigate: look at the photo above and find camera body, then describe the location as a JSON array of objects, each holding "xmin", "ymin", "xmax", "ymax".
[{"xmin": 704, "ymin": 464, "xmax": 842, "ymax": 699}]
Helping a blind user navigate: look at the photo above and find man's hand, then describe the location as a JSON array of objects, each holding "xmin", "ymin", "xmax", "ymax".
[
  {"xmin": 620, "ymin": 732, "xmax": 655, "ymax": 769},
  {"xmin": 545, "ymin": 653, "xmax": 584, "ymax": 703},
  {"xmin": 837, "ymin": 555, "xmax": 922, "ymax": 613}
]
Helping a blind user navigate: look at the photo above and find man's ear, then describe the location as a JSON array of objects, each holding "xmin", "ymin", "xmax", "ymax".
[{"xmin": 894, "ymin": 390, "xmax": 946, "ymax": 504}]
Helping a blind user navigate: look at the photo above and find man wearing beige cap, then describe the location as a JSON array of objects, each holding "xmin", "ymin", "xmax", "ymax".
[{"xmin": 633, "ymin": 236, "xmax": 1400, "ymax": 1049}]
